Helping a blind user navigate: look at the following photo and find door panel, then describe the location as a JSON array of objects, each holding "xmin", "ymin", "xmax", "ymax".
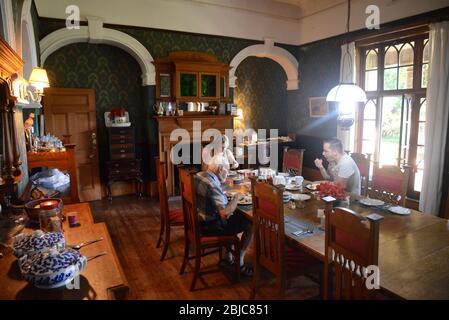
[{"xmin": 43, "ymin": 87, "xmax": 101, "ymax": 202}]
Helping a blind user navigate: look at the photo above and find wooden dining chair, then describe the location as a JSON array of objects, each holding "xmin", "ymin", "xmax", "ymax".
[
  {"xmin": 282, "ymin": 147, "xmax": 305, "ymax": 176},
  {"xmin": 178, "ymin": 167, "xmax": 241, "ymax": 291},
  {"xmin": 155, "ymin": 157, "xmax": 184, "ymax": 261},
  {"xmin": 250, "ymin": 177, "xmax": 321, "ymax": 299},
  {"xmin": 350, "ymin": 153, "xmax": 371, "ymax": 196},
  {"xmin": 323, "ymin": 201, "xmax": 384, "ymax": 300},
  {"xmin": 369, "ymin": 165, "xmax": 410, "ymax": 206}
]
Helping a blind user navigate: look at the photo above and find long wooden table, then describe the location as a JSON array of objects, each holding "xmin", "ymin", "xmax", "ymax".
[
  {"xmin": 0, "ymin": 203, "xmax": 129, "ymax": 300},
  {"xmin": 229, "ymin": 182, "xmax": 449, "ymax": 300}
]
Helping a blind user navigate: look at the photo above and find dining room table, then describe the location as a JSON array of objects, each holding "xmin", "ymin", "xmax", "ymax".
[{"xmin": 224, "ymin": 175, "xmax": 449, "ymax": 300}]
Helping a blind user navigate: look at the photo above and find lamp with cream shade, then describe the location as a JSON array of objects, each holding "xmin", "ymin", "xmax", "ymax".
[{"xmin": 28, "ymin": 67, "xmax": 50, "ymax": 95}]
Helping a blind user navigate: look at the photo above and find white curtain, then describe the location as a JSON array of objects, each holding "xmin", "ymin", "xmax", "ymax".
[
  {"xmin": 419, "ymin": 21, "xmax": 449, "ymax": 215},
  {"xmin": 338, "ymin": 42, "xmax": 357, "ymax": 152}
]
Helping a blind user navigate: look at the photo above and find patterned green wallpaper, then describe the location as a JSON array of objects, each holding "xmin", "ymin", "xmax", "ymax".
[
  {"xmin": 234, "ymin": 57, "xmax": 288, "ymax": 134},
  {"xmin": 39, "ymin": 19, "xmax": 302, "ymax": 182},
  {"xmin": 43, "ymin": 43, "xmax": 145, "ymax": 180},
  {"xmin": 288, "ymin": 38, "xmax": 341, "ymax": 138}
]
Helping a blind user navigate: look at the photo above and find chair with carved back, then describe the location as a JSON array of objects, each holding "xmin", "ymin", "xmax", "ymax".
[
  {"xmin": 250, "ymin": 177, "xmax": 321, "ymax": 299},
  {"xmin": 350, "ymin": 153, "xmax": 371, "ymax": 196},
  {"xmin": 323, "ymin": 200, "xmax": 383, "ymax": 300},
  {"xmin": 282, "ymin": 147, "xmax": 305, "ymax": 176},
  {"xmin": 155, "ymin": 157, "xmax": 184, "ymax": 261},
  {"xmin": 369, "ymin": 164, "xmax": 410, "ymax": 206},
  {"xmin": 178, "ymin": 167, "xmax": 240, "ymax": 291}
]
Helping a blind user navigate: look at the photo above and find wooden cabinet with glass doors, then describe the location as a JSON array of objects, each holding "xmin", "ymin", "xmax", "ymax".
[{"xmin": 153, "ymin": 51, "xmax": 230, "ymax": 111}]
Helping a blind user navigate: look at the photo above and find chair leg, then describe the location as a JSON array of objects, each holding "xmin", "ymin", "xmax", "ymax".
[
  {"xmin": 250, "ymin": 259, "xmax": 258, "ymax": 299},
  {"xmin": 160, "ymin": 224, "xmax": 171, "ymax": 261},
  {"xmin": 179, "ymin": 238, "xmax": 190, "ymax": 275},
  {"xmin": 190, "ymin": 249, "xmax": 202, "ymax": 291},
  {"xmin": 156, "ymin": 219, "xmax": 164, "ymax": 249},
  {"xmin": 234, "ymin": 243, "xmax": 240, "ymax": 282}
]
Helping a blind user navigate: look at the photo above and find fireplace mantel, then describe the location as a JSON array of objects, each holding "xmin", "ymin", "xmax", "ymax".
[{"xmin": 155, "ymin": 114, "xmax": 234, "ymax": 195}]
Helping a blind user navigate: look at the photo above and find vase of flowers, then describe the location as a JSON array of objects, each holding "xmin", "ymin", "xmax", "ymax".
[
  {"xmin": 317, "ymin": 181, "xmax": 347, "ymax": 205},
  {"xmin": 108, "ymin": 107, "xmax": 127, "ymax": 123}
]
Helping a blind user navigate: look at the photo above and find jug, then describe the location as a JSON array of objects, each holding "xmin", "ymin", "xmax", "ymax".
[{"xmin": 153, "ymin": 103, "xmax": 164, "ymax": 116}]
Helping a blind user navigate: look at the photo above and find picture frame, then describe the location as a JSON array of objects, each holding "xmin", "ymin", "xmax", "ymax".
[{"xmin": 309, "ymin": 97, "xmax": 329, "ymax": 117}]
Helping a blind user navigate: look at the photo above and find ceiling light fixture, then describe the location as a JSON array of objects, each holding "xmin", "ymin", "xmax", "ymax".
[{"xmin": 326, "ymin": 0, "xmax": 367, "ymax": 103}]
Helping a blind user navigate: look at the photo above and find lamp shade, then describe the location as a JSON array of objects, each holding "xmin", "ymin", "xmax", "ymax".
[
  {"xmin": 326, "ymin": 83, "xmax": 367, "ymax": 103},
  {"xmin": 29, "ymin": 67, "xmax": 50, "ymax": 90}
]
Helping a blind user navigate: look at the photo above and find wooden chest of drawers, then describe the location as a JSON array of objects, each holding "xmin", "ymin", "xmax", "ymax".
[{"xmin": 106, "ymin": 127, "xmax": 143, "ymax": 202}]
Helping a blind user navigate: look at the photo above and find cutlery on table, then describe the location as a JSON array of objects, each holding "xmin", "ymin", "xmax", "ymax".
[
  {"xmin": 67, "ymin": 237, "xmax": 104, "ymax": 250},
  {"xmin": 87, "ymin": 251, "xmax": 107, "ymax": 261}
]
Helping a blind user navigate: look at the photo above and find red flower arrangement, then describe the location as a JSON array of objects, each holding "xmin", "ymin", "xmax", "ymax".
[
  {"xmin": 108, "ymin": 107, "xmax": 126, "ymax": 120},
  {"xmin": 317, "ymin": 181, "xmax": 346, "ymax": 200}
]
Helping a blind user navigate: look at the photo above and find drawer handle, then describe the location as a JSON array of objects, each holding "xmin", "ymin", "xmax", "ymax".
[{"xmin": 120, "ymin": 149, "xmax": 125, "ymax": 153}]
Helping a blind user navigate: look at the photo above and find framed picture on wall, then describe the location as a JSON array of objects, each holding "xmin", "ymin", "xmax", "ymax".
[{"xmin": 309, "ymin": 97, "xmax": 328, "ymax": 117}]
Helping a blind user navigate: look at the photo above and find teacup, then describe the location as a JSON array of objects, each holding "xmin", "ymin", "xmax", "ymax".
[{"xmin": 283, "ymin": 192, "xmax": 292, "ymax": 203}]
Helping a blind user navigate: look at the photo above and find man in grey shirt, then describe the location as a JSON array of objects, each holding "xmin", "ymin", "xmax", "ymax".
[{"xmin": 314, "ymin": 138, "xmax": 361, "ymax": 195}]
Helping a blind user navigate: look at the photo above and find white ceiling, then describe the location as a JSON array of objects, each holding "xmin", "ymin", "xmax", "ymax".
[
  {"xmin": 183, "ymin": 0, "xmax": 347, "ymax": 20},
  {"xmin": 35, "ymin": 0, "xmax": 449, "ymax": 45}
]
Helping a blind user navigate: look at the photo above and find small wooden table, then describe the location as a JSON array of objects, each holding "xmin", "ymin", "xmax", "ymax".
[
  {"xmin": 228, "ymin": 181, "xmax": 449, "ymax": 300},
  {"xmin": 27, "ymin": 145, "xmax": 80, "ymax": 204},
  {"xmin": 0, "ymin": 203, "xmax": 128, "ymax": 300}
]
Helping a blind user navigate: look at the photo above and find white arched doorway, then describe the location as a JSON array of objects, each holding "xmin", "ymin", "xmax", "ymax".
[
  {"xmin": 229, "ymin": 38, "xmax": 299, "ymax": 91},
  {"xmin": 40, "ymin": 16, "xmax": 155, "ymax": 86}
]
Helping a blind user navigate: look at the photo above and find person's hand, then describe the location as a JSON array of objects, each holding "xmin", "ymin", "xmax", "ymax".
[
  {"xmin": 314, "ymin": 158, "xmax": 324, "ymax": 169},
  {"xmin": 234, "ymin": 192, "xmax": 244, "ymax": 202},
  {"xmin": 232, "ymin": 161, "xmax": 239, "ymax": 169}
]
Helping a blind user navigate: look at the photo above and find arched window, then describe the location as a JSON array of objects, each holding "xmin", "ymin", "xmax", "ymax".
[{"xmin": 357, "ymin": 32, "xmax": 429, "ymax": 200}]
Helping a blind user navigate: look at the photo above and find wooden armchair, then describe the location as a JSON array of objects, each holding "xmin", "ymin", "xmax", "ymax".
[
  {"xmin": 178, "ymin": 167, "xmax": 240, "ymax": 291},
  {"xmin": 250, "ymin": 178, "xmax": 320, "ymax": 299},
  {"xmin": 282, "ymin": 147, "xmax": 305, "ymax": 176},
  {"xmin": 323, "ymin": 202, "xmax": 383, "ymax": 300},
  {"xmin": 155, "ymin": 157, "xmax": 184, "ymax": 261},
  {"xmin": 350, "ymin": 153, "xmax": 371, "ymax": 196},
  {"xmin": 369, "ymin": 165, "xmax": 410, "ymax": 206}
]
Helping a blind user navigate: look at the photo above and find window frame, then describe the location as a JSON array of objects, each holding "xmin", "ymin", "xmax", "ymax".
[{"xmin": 355, "ymin": 31, "xmax": 429, "ymax": 200}]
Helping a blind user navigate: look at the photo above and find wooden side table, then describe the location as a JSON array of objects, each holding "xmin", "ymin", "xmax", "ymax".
[{"xmin": 26, "ymin": 144, "xmax": 80, "ymax": 204}]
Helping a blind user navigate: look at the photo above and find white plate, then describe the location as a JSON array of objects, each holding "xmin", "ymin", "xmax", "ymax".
[
  {"xmin": 285, "ymin": 184, "xmax": 301, "ymax": 191},
  {"xmin": 237, "ymin": 169, "xmax": 252, "ymax": 174},
  {"xmin": 227, "ymin": 171, "xmax": 237, "ymax": 177},
  {"xmin": 359, "ymin": 198, "xmax": 385, "ymax": 206},
  {"xmin": 238, "ymin": 198, "xmax": 252, "ymax": 205},
  {"xmin": 291, "ymin": 194, "xmax": 311, "ymax": 201},
  {"xmin": 305, "ymin": 183, "xmax": 319, "ymax": 191},
  {"xmin": 389, "ymin": 206, "xmax": 411, "ymax": 215}
]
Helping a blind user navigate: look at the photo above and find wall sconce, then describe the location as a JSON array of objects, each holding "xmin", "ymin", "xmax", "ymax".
[
  {"xmin": 27, "ymin": 67, "xmax": 50, "ymax": 103},
  {"xmin": 236, "ymin": 108, "xmax": 244, "ymax": 120}
]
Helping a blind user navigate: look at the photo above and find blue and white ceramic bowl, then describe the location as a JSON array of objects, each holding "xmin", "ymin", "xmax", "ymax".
[
  {"xmin": 13, "ymin": 230, "xmax": 65, "ymax": 258},
  {"xmin": 19, "ymin": 248, "xmax": 87, "ymax": 289}
]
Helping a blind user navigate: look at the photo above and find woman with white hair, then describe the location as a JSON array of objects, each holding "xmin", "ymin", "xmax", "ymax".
[{"xmin": 202, "ymin": 134, "xmax": 239, "ymax": 171}]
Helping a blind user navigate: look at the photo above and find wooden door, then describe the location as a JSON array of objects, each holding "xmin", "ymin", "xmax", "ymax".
[{"xmin": 43, "ymin": 88, "xmax": 101, "ymax": 202}]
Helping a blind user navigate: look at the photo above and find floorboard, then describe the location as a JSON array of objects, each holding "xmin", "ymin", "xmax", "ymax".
[{"xmin": 90, "ymin": 195, "xmax": 320, "ymax": 300}]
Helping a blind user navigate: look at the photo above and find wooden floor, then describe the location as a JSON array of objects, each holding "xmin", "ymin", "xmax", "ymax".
[{"xmin": 90, "ymin": 195, "xmax": 321, "ymax": 300}]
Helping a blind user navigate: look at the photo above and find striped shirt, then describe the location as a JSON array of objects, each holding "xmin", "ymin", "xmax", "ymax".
[{"xmin": 195, "ymin": 171, "xmax": 228, "ymax": 224}]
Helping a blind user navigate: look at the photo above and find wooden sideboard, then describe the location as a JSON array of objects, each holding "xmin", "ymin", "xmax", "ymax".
[
  {"xmin": 0, "ymin": 203, "xmax": 129, "ymax": 300},
  {"xmin": 155, "ymin": 114, "xmax": 234, "ymax": 195},
  {"xmin": 26, "ymin": 144, "xmax": 80, "ymax": 204}
]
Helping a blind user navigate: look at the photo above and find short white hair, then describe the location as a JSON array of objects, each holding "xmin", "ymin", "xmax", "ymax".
[{"xmin": 207, "ymin": 154, "xmax": 228, "ymax": 172}]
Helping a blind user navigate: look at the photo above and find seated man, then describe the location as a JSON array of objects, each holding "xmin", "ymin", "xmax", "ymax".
[
  {"xmin": 195, "ymin": 157, "xmax": 253, "ymax": 275},
  {"xmin": 314, "ymin": 138, "xmax": 361, "ymax": 195}
]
